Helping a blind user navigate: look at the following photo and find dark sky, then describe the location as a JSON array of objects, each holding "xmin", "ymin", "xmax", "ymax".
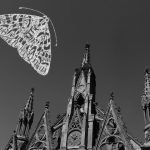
[{"xmin": 0, "ymin": 0, "xmax": 150, "ymax": 148}]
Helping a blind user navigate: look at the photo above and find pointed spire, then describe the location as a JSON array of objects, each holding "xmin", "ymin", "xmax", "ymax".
[
  {"xmin": 145, "ymin": 68, "xmax": 149, "ymax": 74},
  {"xmin": 44, "ymin": 101, "xmax": 53, "ymax": 150},
  {"xmin": 144, "ymin": 68, "xmax": 150, "ymax": 97},
  {"xmin": 25, "ymin": 88, "xmax": 34, "ymax": 112},
  {"xmin": 16, "ymin": 88, "xmax": 34, "ymax": 138},
  {"xmin": 110, "ymin": 92, "xmax": 114, "ymax": 100},
  {"xmin": 109, "ymin": 92, "xmax": 114, "ymax": 105},
  {"xmin": 141, "ymin": 69, "xmax": 150, "ymax": 108},
  {"xmin": 26, "ymin": 101, "xmax": 53, "ymax": 150},
  {"xmin": 45, "ymin": 101, "xmax": 50, "ymax": 111},
  {"xmin": 82, "ymin": 43, "xmax": 90, "ymax": 67}
]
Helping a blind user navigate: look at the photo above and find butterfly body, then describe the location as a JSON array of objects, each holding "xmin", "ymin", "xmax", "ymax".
[{"xmin": 0, "ymin": 13, "xmax": 51, "ymax": 75}]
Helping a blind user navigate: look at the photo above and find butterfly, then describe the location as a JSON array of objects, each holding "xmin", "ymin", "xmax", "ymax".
[{"xmin": 0, "ymin": 7, "xmax": 57, "ymax": 76}]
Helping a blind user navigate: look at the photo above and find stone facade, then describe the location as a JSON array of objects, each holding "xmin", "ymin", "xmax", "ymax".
[{"xmin": 3, "ymin": 44, "xmax": 150, "ymax": 150}]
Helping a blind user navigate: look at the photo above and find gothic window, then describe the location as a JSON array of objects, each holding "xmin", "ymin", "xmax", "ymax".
[
  {"xmin": 107, "ymin": 136, "xmax": 117, "ymax": 144},
  {"xmin": 27, "ymin": 113, "xmax": 50, "ymax": 150},
  {"xmin": 75, "ymin": 71, "xmax": 87, "ymax": 98},
  {"xmin": 76, "ymin": 94, "xmax": 84, "ymax": 107},
  {"xmin": 106, "ymin": 118, "xmax": 117, "ymax": 135},
  {"xmin": 76, "ymin": 84, "xmax": 86, "ymax": 94},
  {"xmin": 100, "ymin": 136, "xmax": 125, "ymax": 150},
  {"xmin": 67, "ymin": 130, "xmax": 81, "ymax": 147},
  {"xmin": 68, "ymin": 108, "xmax": 82, "ymax": 131}
]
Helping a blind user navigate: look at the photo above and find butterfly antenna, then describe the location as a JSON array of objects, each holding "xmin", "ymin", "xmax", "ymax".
[
  {"xmin": 19, "ymin": 7, "xmax": 46, "ymax": 16},
  {"xmin": 19, "ymin": 7, "xmax": 58, "ymax": 47},
  {"xmin": 49, "ymin": 18, "xmax": 58, "ymax": 47}
]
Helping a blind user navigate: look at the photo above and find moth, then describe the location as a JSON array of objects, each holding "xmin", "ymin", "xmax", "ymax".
[{"xmin": 0, "ymin": 7, "xmax": 57, "ymax": 76}]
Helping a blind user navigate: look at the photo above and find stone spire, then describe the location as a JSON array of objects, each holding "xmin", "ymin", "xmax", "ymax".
[
  {"xmin": 60, "ymin": 44, "xmax": 96, "ymax": 150},
  {"xmin": 45, "ymin": 101, "xmax": 50, "ymax": 110},
  {"xmin": 144, "ymin": 69, "xmax": 150, "ymax": 98},
  {"xmin": 24, "ymin": 88, "xmax": 34, "ymax": 113},
  {"xmin": 26, "ymin": 101, "xmax": 52, "ymax": 150},
  {"xmin": 4, "ymin": 89, "xmax": 35, "ymax": 150},
  {"xmin": 141, "ymin": 69, "xmax": 150, "ymax": 125},
  {"xmin": 110, "ymin": 92, "xmax": 114, "ymax": 102},
  {"xmin": 82, "ymin": 43, "xmax": 90, "ymax": 67},
  {"xmin": 16, "ymin": 88, "xmax": 34, "ymax": 138},
  {"xmin": 141, "ymin": 69, "xmax": 150, "ymax": 146}
]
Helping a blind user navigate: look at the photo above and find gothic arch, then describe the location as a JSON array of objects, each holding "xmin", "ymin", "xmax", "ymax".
[{"xmin": 99, "ymin": 136, "xmax": 125, "ymax": 150}]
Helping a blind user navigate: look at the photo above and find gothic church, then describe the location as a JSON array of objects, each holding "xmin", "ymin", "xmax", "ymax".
[{"xmin": 3, "ymin": 44, "xmax": 150, "ymax": 150}]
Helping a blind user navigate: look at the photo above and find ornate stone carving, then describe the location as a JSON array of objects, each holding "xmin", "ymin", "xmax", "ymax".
[
  {"xmin": 67, "ymin": 131, "xmax": 81, "ymax": 147},
  {"xmin": 68, "ymin": 108, "xmax": 82, "ymax": 132}
]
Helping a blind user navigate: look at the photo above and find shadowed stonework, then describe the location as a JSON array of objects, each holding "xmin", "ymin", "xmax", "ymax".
[{"xmin": 3, "ymin": 44, "xmax": 150, "ymax": 150}]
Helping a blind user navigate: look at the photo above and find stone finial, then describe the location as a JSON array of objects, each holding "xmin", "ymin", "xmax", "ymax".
[
  {"xmin": 85, "ymin": 43, "xmax": 90, "ymax": 50},
  {"xmin": 110, "ymin": 92, "xmax": 114, "ymax": 100},
  {"xmin": 144, "ymin": 68, "xmax": 150, "ymax": 97},
  {"xmin": 145, "ymin": 68, "xmax": 149, "ymax": 74},
  {"xmin": 30, "ymin": 88, "xmax": 34, "ymax": 96},
  {"xmin": 25, "ymin": 88, "xmax": 34, "ymax": 111},
  {"xmin": 45, "ymin": 101, "xmax": 50, "ymax": 109},
  {"xmin": 82, "ymin": 44, "xmax": 90, "ymax": 67}
]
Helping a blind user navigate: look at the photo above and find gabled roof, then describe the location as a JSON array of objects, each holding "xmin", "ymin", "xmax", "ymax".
[
  {"xmin": 26, "ymin": 102, "xmax": 52, "ymax": 150},
  {"xmin": 95, "ymin": 97, "xmax": 134, "ymax": 150}
]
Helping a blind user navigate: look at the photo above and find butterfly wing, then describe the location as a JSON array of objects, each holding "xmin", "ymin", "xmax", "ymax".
[
  {"xmin": 29, "ymin": 23, "xmax": 51, "ymax": 75},
  {"xmin": 0, "ymin": 14, "xmax": 51, "ymax": 75}
]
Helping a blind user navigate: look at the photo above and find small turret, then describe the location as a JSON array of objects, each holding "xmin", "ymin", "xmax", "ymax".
[
  {"xmin": 141, "ymin": 69, "xmax": 150, "ymax": 146},
  {"xmin": 4, "ymin": 89, "xmax": 35, "ymax": 150},
  {"xmin": 16, "ymin": 88, "xmax": 34, "ymax": 138},
  {"xmin": 110, "ymin": 92, "xmax": 114, "ymax": 102},
  {"xmin": 82, "ymin": 44, "xmax": 90, "ymax": 67}
]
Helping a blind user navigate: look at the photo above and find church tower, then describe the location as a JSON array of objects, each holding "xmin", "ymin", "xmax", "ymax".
[
  {"xmin": 16, "ymin": 88, "xmax": 34, "ymax": 139},
  {"xmin": 4, "ymin": 88, "xmax": 34, "ymax": 150},
  {"xmin": 60, "ymin": 44, "xmax": 96, "ymax": 150},
  {"xmin": 3, "ymin": 44, "xmax": 143, "ymax": 150},
  {"xmin": 141, "ymin": 69, "xmax": 150, "ymax": 148}
]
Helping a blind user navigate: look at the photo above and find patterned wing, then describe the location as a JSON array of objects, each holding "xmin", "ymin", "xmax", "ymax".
[
  {"xmin": 0, "ymin": 14, "xmax": 51, "ymax": 75},
  {"xmin": 29, "ymin": 23, "xmax": 51, "ymax": 76}
]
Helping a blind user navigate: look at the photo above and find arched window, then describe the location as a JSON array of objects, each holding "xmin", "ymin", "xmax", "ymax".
[
  {"xmin": 100, "ymin": 136, "xmax": 125, "ymax": 150},
  {"xmin": 76, "ymin": 94, "xmax": 84, "ymax": 107}
]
